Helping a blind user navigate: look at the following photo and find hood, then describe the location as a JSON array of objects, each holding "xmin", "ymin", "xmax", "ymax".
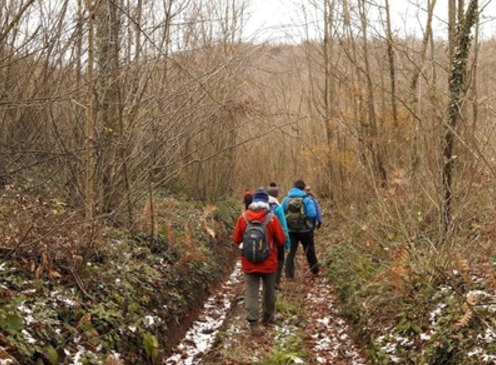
[
  {"xmin": 268, "ymin": 196, "xmax": 280, "ymax": 205},
  {"xmin": 244, "ymin": 206, "xmax": 270, "ymax": 221},
  {"xmin": 248, "ymin": 201, "xmax": 270, "ymax": 211},
  {"xmin": 287, "ymin": 187, "xmax": 307, "ymax": 198}
]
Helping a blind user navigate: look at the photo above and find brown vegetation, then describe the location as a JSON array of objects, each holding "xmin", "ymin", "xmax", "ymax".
[{"xmin": 1, "ymin": 0, "xmax": 496, "ymax": 363}]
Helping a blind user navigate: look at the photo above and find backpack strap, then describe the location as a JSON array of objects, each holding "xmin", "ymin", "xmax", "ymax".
[
  {"xmin": 261, "ymin": 212, "xmax": 274, "ymax": 228},
  {"xmin": 269, "ymin": 202, "xmax": 278, "ymax": 212}
]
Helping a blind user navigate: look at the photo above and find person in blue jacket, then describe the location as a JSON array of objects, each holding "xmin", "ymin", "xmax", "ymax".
[
  {"xmin": 281, "ymin": 180, "xmax": 319, "ymax": 278},
  {"xmin": 267, "ymin": 182, "xmax": 290, "ymax": 288},
  {"xmin": 304, "ymin": 186, "xmax": 322, "ymax": 229}
]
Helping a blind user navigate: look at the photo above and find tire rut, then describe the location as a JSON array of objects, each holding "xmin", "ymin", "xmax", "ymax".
[{"xmin": 165, "ymin": 235, "xmax": 368, "ymax": 364}]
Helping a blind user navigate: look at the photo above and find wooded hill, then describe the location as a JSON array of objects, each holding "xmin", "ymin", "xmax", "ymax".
[{"xmin": 1, "ymin": 0, "xmax": 495, "ymax": 364}]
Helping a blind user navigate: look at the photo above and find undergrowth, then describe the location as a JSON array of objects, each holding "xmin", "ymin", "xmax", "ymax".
[
  {"xmin": 255, "ymin": 332, "xmax": 308, "ymax": 365},
  {"xmin": 325, "ymin": 187, "xmax": 496, "ymax": 365},
  {"xmin": 0, "ymin": 186, "xmax": 239, "ymax": 364}
]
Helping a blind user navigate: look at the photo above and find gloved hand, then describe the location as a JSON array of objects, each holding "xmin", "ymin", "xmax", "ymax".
[{"xmin": 316, "ymin": 222, "xmax": 322, "ymax": 229}]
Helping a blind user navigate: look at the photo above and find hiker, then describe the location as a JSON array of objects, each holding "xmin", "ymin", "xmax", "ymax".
[
  {"xmin": 304, "ymin": 186, "xmax": 322, "ymax": 229},
  {"xmin": 243, "ymin": 188, "xmax": 253, "ymax": 210},
  {"xmin": 281, "ymin": 180, "xmax": 320, "ymax": 278},
  {"xmin": 233, "ymin": 188, "xmax": 286, "ymax": 333},
  {"xmin": 267, "ymin": 182, "xmax": 290, "ymax": 288}
]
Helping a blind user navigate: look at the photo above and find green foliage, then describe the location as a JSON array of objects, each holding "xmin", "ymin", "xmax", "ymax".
[
  {"xmin": 214, "ymin": 197, "xmax": 239, "ymax": 228},
  {"xmin": 0, "ymin": 311, "xmax": 24, "ymax": 334},
  {"xmin": 143, "ymin": 333, "xmax": 159, "ymax": 364},
  {"xmin": 0, "ymin": 192, "xmax": 238, "ymax": 364},
  {"xmin": 325, "ymin": 198, "xmax": 496, "ymax": 365},
  {"xmin": 43, "ymin": 344, "xmax": 58, "ymax": 365},
  {"xmin": 255, "ymin": 333, "xmax": 307, "ymax": 365},
  {"xmin": 275, "ymin": 297, "xmax": 304, "ymax": 318},
  {"xmin": 325, "ymin": 242, "xmax": 381, "ymax": 327}
]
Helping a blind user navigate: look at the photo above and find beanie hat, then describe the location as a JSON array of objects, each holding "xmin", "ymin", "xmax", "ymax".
[
  {"xmin": 252, "ymin": 188, "xmax": 269, "ymax": 204},
  {"xmin": 267, "ymin": 185, "xmax": 279, "ymax": 198}
]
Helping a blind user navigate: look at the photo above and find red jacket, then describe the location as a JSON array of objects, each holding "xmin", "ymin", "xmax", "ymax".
[{"xmin": 232, "ymin": 209, "xmax": 286, "ymax": 274}]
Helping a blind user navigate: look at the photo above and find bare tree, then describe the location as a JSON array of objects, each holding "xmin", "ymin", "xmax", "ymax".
[
  {"xmin": 84, "ymin": 0, "xmax": 96, "ymax": 221},
  {"xmin": 442, "ymin": 0, "xmax": 479, "ymax": 236},
  {"xmin": 95, "ymin": 0, "xmax": 123, "ymax": 217},
  {"xmin": 357, "ymin": 0, "xmax": 388, "ymax": 186},
  {"xmin": 384, "ymin": 0, "xmax": 398, "ymax": 130},
  {"xmin": 410, "ymin": 0, "xmax": 437, "ymax": 176}
]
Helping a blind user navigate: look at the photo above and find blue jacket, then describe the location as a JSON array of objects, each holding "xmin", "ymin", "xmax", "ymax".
[
  {"xmin": 281, "ymin": 188, "xmax": 317, "ymax": 231},
  {"xmin": 308, "ymin": 195, "xmax": 322, "ymax": 227},
  {"xmin": 269, "ymin": 199, "xmax": 290, "ymax": 249}
]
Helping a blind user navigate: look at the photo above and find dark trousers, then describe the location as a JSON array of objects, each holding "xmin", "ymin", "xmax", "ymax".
[
  {"xmin": 245, "ymin": 272, "xmax": 276, "ymax": 322},
  {"xmin": 285, "ymin": 230, "xmax": 319, "ymax": 278},
  {"xmin": 276, "ymin": 245, "xmax": 285, "ymax": 285}
]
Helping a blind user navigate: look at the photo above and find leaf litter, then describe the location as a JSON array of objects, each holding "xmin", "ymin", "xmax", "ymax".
[{"xmin": 164, "ymin": 240, "xmax": 367, "ymax": 365}]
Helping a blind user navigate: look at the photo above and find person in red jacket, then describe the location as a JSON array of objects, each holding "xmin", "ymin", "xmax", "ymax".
[
  {"xmin": 233, "ymin": 188, "xmax": 286, "ymax": 334},
  {"xmin": 243, "ymin": 188, "xmax": 253, "ymax": 210}
]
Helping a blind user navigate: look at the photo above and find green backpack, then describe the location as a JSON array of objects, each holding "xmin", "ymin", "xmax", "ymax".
[{"xmin": 285, "ymin": 197, "xmax": 309, "ymax": 231}]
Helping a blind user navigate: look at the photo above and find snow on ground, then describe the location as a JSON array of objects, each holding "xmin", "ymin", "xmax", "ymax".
[
  {"xmin": 164, "ymin": 261, "xmax": 243, "ymax": 365},
  {"xmin": 163, "ymin": 245, "xmax": 368, "ymax": 365},
  {"xmin": 305, "ymin": 277, "xmax": 366, "ymax": 365}
]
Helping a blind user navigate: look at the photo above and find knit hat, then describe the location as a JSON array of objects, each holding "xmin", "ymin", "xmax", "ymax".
[
  {"xmin": 267, "ymin": 185, "xmax": 279, "ymax": 198},
  {"xmin": 252, "ymin": 188, "xmax": 269, "ymax": 204}
]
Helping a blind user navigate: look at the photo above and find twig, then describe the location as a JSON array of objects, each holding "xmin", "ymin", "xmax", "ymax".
[
  {"xmin": 69, "ymin": 267, "xmax": 96, "ymax": 301},
  {"xmin": 0, "ymin": 224, "xmax": 34, "ymax": 263}
]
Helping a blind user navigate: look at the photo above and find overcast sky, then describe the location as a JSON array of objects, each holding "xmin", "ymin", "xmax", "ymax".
[{"xmin": 243, "ymin": 0, "xmax": 496, "ymax": 43}]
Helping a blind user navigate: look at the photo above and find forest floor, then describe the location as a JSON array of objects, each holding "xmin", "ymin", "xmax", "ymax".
[{"xmin": 164, "ymin": 228, "xmax": 368, "ymax": 365}]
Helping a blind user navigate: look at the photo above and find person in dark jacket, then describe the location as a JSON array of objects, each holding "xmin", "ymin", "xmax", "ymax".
[
  {"xmin": 281, "ymin": 180, "xmax": 320, "ymax": 278},
  {"xmin": 233, "ymin": 188, "xmax": 286, "ymax": 334},
  {"xmin": 243, "ymin": 188, "xmax": 253, "ymax": 210}
]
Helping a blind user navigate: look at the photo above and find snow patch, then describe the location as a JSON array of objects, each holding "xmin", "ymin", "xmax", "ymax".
[{"xmin": 165, "ymin": 261, "xmax": 243, "ymax": 365}]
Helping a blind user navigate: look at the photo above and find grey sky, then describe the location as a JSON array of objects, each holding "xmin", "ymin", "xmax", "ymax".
[{"xmin": 244, "ymin": 0, "xmax": 496, "ymax": 42}]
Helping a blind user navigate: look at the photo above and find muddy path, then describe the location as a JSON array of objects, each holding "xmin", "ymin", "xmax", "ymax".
[{"xmin": 164, "ymin": 232, "xmax": 368, "ymax": 365}]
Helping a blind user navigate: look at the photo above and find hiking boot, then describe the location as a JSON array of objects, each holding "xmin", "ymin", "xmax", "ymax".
[
  {"xmin": 249, "ymin": 321, "xmax": 260, "ymax": 336},
  {"xmin": 261, "ymin": 313, "xmax": 274, "ymax": 325},
  {"xmin": 311, "ymin": 264, "xmax": 320, "ymax": 277}
]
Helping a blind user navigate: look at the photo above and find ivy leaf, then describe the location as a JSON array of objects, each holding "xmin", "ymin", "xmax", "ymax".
[
  {"xmin": 1, "ymin": 313, "xmax": 24, "ymax": 333},
  {"xmin": 143, "ymin": 333, "xmax": 159, "ymax": 363},
  {"xmin": 43, "ymin": 344, "xmax": 58, "ymax": 365}
]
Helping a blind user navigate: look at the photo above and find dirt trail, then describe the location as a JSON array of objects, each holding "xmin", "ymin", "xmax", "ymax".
[{"xmin": 165, "ymin": 232, "xmax": 368, "ymax": 365}]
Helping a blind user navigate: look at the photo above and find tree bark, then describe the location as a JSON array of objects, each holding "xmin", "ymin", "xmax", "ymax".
[
  {"xmin": 384, "ymin": 0, "xmax": 398, "ymax": 130},
  {"xmin": 358, "ymin": 0, "xmax": 388, "ymax": 187},
  {"xmin": 323, "ymin": 0, "xmax": 335, "ymax": 199},
  {"xmin": 442, "ymin": 0, "xmax": 478, "ymax": 237},
  {"xmin": 84, "ymin": 0, "xmax": 96, "ymax": 221}
]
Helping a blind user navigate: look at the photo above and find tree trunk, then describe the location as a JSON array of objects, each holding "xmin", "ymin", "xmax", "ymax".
[
  {"xmin": 410, "ymin": 0, "xmax": 437, "ymax": 176},
  {"xmin": 359, "ymin": 0, "xmax": 388, "ymax": 187},
  {"xmin": 384, "ymin": 0, "xmax": 398, "ymax": 130},
  {"xmin": 96, "ymin": 0, "xmax": 122, "ymax": 217},
  {"xmin": 323, "ymin": 0, "xmax": 335, "ymax": 200},
  {"xmin": 442, "ymin": 0, "xmax": 478, "ymax": 237},
  {"xmin": 84, "ymin": 0, "xmax": 96, "ymax": 221}
]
